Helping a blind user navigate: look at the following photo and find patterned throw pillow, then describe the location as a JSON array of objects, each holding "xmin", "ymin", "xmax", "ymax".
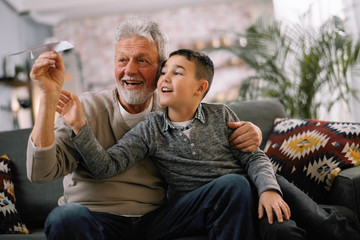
[
  {"xmin": 0, "ymin": 154, "xmax": 29, "ymax": 234},
  {"xmin": 264, "ymin": 118, "xmax": 360, "ymax": 203}
]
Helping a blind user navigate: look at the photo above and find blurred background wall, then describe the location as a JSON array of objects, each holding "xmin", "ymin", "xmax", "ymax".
[{"xmin": 1, "ymin": 0, "xmax": 359, "ymax": 131}]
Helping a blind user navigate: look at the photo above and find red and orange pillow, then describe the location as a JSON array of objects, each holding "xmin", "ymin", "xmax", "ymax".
[{"xmin": 264, "ymin": 118, "xmax": 360, "ymax": 202}]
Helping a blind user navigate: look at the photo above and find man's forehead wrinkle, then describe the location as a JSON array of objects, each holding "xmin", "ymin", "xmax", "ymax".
[
  {"xmin": 117, "ymin": 51, "xmax": 148, "ymax": 57},
  {"xmin": 116, "ymin": 46, "xmax": 156, "ymax": 58},
  {"xmin": 117, "ymin": 39, "xmax": 154, "ymax": 50}
]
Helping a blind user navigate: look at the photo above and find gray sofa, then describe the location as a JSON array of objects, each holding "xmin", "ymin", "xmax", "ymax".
[{"xmin": 0, "ymin": 98, "xmax": 359, "ymax": 239}]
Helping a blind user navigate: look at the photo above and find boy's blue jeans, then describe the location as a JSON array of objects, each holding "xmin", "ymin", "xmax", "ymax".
[{"xmin": 45, "ymin": 174, "xmax": 256, "ymax": 240}]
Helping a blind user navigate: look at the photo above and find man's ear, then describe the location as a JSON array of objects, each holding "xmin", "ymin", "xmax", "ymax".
[{"xmin": 195, "ymin": 80, "xmax": 208, "ymax": 96}]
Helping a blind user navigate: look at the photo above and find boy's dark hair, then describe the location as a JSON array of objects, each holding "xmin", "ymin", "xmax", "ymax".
[{"xmin": 168, "ymin": 49, "xmax": 214, "ymax": 98}]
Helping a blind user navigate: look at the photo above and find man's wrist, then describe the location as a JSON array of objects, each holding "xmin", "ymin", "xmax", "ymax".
[{"xmin": 39, "ymin": 91, "xmax": 61, "ymax": 106}]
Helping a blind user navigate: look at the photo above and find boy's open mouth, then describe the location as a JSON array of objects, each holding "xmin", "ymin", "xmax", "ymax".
[{"xmin": 161, "ymin": 87, "xmax": 173, "ymax": 93}]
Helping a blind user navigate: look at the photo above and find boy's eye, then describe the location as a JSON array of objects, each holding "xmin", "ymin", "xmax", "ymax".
[{"xmin": 175, "ymin": 72, "xmax": 182, "ymax": 75}]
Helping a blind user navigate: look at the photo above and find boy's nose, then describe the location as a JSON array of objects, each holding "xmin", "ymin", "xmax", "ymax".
[
  {"xmin": 163, "ymin": 76, "xmax": 170, "ymax": 82},
  {"xmin": 162, "ymin": 73, "xmax": 171, "ymax": 82}
]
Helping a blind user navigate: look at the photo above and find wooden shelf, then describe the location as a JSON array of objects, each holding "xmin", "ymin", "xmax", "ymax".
[{"xmin": 0, "ymin": 77, "xmax": 31, "ymax": 88}]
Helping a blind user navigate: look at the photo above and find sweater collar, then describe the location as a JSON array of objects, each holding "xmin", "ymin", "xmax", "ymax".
[{"xmin": 162, "ymin": 103, "xmax": 205, "ymax": 132}]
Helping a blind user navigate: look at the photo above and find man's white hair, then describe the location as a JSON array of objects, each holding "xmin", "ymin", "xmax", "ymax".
[{"xmin": 114, "ymin": 16, "xmax": 169, "ymax": 65}]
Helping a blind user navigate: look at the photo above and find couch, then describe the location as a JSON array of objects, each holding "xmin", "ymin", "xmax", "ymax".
[{"xmin": 0, "ymin": 98, "xmax": 359, "ymax": 239}]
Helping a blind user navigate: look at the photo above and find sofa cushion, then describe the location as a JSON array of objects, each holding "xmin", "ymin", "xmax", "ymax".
[
  {"xmin": 264, "ymin": 118, "xmax": 360, "ymax": 203},
  {"xmin": 0, "ymin": 154, "xmax": 29, "ymax": 234}
]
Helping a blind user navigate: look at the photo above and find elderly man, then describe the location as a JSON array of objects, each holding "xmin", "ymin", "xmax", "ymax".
[{"xmin": 27, "ymin": 17, "xmax": 263, "ymax": 239}]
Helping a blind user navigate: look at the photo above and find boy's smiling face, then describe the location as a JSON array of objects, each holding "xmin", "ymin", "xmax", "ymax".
[{"xmin": 157, "ymin": 55, "xmax": 207, "ymax": 110}]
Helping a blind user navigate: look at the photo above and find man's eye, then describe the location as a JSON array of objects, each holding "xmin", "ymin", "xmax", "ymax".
[
  {"xmin": 138, "ymin": 59, "xmax": 148, "ymax": 64},
  {"xmin": 175, "ymin": 72, "xmax": 182, "ymax": 75}
]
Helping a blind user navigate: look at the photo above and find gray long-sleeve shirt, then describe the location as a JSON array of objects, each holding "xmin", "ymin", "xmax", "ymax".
[{"xmin": 73, "ymin": 102, "xmax": 281, "ymax": 201}]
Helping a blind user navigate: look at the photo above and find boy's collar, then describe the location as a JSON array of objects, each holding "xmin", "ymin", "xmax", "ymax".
[{"xmin": 162, "ymin": 103, "xmax": 205, "ymax": 132}]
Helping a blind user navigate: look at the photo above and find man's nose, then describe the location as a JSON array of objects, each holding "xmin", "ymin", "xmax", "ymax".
[{"xmin": 124, "ymin": 59, "xmax": 138, "ymax": 76}]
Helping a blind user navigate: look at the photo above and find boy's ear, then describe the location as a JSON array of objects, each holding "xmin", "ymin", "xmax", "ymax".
[{"xmin": 195, "ymin": 79, "xmax": 208, "ymax": 96}]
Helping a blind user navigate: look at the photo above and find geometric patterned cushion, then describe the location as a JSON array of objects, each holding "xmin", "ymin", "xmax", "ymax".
[
  {"xmin": 0, "ymin": 154, "xmax": 29, "ymax": 234},
  {"xmin": 264, "ymin": 118, "xmax": 360, "ymax": 203}
]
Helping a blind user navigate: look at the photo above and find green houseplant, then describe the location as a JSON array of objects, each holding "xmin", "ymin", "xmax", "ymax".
[{"xmin": 212, "ymin": 16, "xmax": 360, "ymax": 118}]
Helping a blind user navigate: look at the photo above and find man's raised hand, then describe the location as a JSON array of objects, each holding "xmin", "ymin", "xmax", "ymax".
[{"xmin": 30, "ymin": 51, "xmax": 65, "ymax": 95}]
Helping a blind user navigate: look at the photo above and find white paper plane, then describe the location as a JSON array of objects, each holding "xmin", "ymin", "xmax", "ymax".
[{"xmin": 10, "ymin": 41, "xmax": 74, "ymax": 59}]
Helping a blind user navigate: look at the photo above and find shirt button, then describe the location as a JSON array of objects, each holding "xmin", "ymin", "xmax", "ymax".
[
  {"xmin": 192, "ymin": 152, "xmax": 196, "ymax": 155},
  {"xmin": 191, "ymin": 143, "xmax": 194, "ymax": 147},
  {"xmin": 184, "ymin": 138, "xmax": 187, "ymax": 142}
]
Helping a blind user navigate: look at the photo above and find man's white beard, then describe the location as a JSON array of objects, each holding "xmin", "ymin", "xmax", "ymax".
[{"xmin": 118, "ymin": 86, "xmax": 154, "ymax": 105}]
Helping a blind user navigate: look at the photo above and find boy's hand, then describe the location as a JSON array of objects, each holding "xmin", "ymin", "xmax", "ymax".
[
  {"xmin": 258, "ymin": 190, "xmax": 291, "ymax": 224},
  {"xmin": 56, "ymin": 90, "xmax": 86, "ymax": 135},
  {"xmin": 228, "ymin": 121, "xmax": 262, "ymax": 152}
]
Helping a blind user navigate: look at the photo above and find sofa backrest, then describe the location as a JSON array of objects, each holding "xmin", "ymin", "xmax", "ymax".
[
  {"xmin": 227, "ymin": 98, "xmax": 287, "ymax": 149},
  {"xmin": 0, "ymin": 128, "xmax": 63, "ymax": 228}
]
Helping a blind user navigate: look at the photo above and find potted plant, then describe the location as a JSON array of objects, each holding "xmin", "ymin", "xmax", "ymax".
[{"xmin": 211, "ymin": 16, "xmax": 360, "ymax": 119}]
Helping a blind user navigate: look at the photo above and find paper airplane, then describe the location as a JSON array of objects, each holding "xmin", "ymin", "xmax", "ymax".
[{"xmin": 10, "ymin": 41, "xmax": 74, "ymax": 59}]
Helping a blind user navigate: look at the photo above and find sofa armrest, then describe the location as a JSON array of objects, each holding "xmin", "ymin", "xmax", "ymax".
[{"xmin": 328, "ymin": 165, "xmax": 360, "ymax": 218}]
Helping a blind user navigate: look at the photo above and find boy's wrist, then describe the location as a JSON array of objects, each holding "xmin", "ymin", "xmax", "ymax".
[{"xmin": 72, "ymin": 119, "xmax": 86, "ymax": 135}]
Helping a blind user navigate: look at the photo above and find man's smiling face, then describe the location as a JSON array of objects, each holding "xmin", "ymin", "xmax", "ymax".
[{"xmin": 114, "ymin": 36, "xmax": 159, "ymax": 106}]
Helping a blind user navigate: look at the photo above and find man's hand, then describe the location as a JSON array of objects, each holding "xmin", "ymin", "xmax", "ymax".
[
  {"xmin": 30, "ymin": 51, "xmax": 65, "ymax": 95},
  {"xmin": 258, "ymin": 190, "xmax": 291, "ymax": 224},
  {"xmin": 56, "ymin": 90, "xmax": 86, "ymax": 135},
  {"xmin": 228, "ymin": 121, "xmax": 262, "ymax": 152},
  {"xmin": 30, "ymin": 51, "xmax": 66, "ymax": 147}
]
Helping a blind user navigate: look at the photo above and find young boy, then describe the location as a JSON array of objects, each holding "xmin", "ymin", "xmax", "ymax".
[{"xmin": 58, "ymin": 49, "xmax": 290, "ymax": 240}]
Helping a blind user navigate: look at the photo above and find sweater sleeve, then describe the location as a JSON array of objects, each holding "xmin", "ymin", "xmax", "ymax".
[
  {"xmin": 224, "ymin": 105, "xmax": 281, "ymax": 196},
  {"xmin": 26, "ymin": 116, "xmax": 80, "ymax": 183},
  {"xmin": 71, "ymin": 118, "xmax": 152, "ymax": 179},
  {"xmin": 238, "ymin": 149, "xmax": 281, "ymax": 196}
]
